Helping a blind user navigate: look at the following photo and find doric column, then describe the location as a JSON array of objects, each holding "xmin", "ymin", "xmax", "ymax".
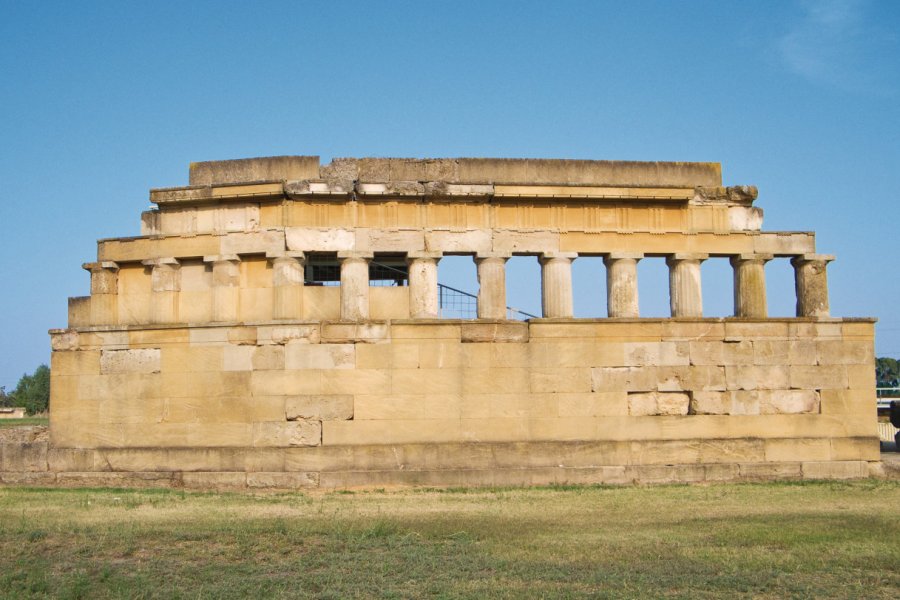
[
  {"xmin": 83, "ymin": 261, "xmax": 119, "ymax": 325},
  {"xmin": 142, "ymin": 257, "xmax": 181, "ymax": 324},
  {"xmin": 475, "ymin": 253, "xmax": 509, "ymax": 319},
  {"xmin": 204, "ymin": 255, "xmax": 241, "ymax": 322},
  {"xmin": 730, "ymin": 254, "xmax": 771, "ymax": 318},
  {"xmin": 407, "ymin": 251, "xmax": 442, "ymax": 319},
  {"xmin": 603, "ymin": 253, "xmax": 642, "ymax": 318},
  {"xmin": 539, "ymin": 252, "xmax": 576, "ymax": 318},
  {"xmin": 791, "ymin": 254, "xmax": 834, "ymax": 317},
  {"xmin": 268, "ymin": 252, "xmax": 305, "ymax": 320},
  {"xmin": 667, "ymin": 253, "xmax": 707, "ymax": 317},
  {"xmin": 338, "ymin": 251, "xmax": 372, "ymax": 321}
]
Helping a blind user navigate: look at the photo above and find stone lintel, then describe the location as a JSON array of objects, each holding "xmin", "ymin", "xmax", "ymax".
[
  {"xmin": 493, "ymin": 184, "xmax": 693, "ymax": 201},
  {"xmin": 189, "ymin": 155, "xmax": 320, "ymax": 186},
  {"xmin": 337, "ymin": 157, "xmax": 721, "ymax": 187},
  {"xmin": 150, "ymin": 182, "xmax": 286, "ymax": 206}
]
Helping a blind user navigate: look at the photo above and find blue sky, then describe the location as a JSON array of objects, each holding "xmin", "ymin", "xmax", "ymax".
[{"xmin": 1, "ymin": 0, "xmax": 898, "ymax": 388}]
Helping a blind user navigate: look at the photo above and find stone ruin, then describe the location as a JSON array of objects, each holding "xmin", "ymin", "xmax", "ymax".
[{"xmin": 3, "ymin": 155, "xmax": 881, "ymax": 488}]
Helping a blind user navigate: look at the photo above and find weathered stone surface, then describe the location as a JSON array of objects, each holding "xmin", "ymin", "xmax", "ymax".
[
  {"xmin": 758, "ymin": 390, "xmax": 819, "ymax": 414},
  {"xmin": 100, "ymin": 349, "xmax": 161, "ymax": 374},
  {"xmin": 246, "ymin": 471, "xmax": 319, "ymax": 489},
  {"xmin": 627, "ymin": 392, "xmax": 690, "ymax": 416},
  {"xmin": 690, "ymin": 391, "xmax": 729, "ymax": 415},
  {"xmin": 286, "ymin": 227, "xmax": 355, "ymax": 252},
  {"xmin": 286, "ymin": 395, "xmax": 354, "ymax": 421},
  {"xmin": 252, "ymin": 420, "xmax": 321, "ymax": 447},
  {"xmin": 461, "ymin": 322, "xmax": 528, "ymax": 343},
  {"xmin": 801, "ymin": 460, "xmax": 868, "ymax": 480},
  {"xmin": 189, "ymin": 155, "xmax": 319, "ymax": 186}
]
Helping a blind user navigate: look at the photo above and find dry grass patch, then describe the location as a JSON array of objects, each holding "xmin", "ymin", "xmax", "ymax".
[{"xmin": 0, "ymin": 480, "xmax": 898, "ymax": 598}]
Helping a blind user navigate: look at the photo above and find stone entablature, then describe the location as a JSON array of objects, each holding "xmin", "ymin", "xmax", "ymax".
[{"xmin": 31, "ymin": 155, "xmax": 879, "ymax": 490}]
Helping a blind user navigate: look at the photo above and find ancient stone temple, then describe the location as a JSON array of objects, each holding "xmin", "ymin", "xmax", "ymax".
[{"xmin": 41, "ymin": 155, "xmax": 878, "ymax": 489}]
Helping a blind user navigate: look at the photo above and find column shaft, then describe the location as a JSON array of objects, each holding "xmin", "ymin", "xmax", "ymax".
[
  {"xmin": 731, "ymin": 254, "xmax": 770, "ymax": 318},
  {"xmin": 667, "ymin": 254, "xmax": 707, "ymax": 317},
  {"xmin": 540, "ymin": 253, "xmax": 576, "ymax": 318},
  {"xmin": 339, "ymin": 253, "xmax": 371, "ymax": 321},
  {"xmin": 604, "ymin": 254, "xmax": 641, "ymax": 318},
  {"xmin": 792, "ymin": 254, "xmax": 834, "ymax": 317},
  {"xmin": 407, "ymin": 253, "xmax": 441, "ymax": 319},
  {"xmin": 84, "ymin": 262, "xmax": 119, "ymax": 326},
  {"xmin": 475, "ymin": 255, "xmax": 508, "ymax": 319},
  {"xmin": 271, "ymin": 254, "xmax": 305, "ymax": 320},
  {"xmin": 144, "ymin": 259, "xmax": 181, "ymax": 324},
  {"xmin": 206, "ymin": 256, "xmax": 240, "ymax": 322}
]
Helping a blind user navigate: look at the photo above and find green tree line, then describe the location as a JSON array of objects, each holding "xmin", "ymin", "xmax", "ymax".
[
  {"xmin": 0, "ymin": 364, "xmax": 50, "ymax": 415},
  {"xmin": 877, "ymin": 357, "xmax": 899, "ymax": 388}
]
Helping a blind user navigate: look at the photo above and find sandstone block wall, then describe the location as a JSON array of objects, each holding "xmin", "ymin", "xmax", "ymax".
[{"xmin": 26, "ymin": 156, "xmax": 881, "ymax": 489}]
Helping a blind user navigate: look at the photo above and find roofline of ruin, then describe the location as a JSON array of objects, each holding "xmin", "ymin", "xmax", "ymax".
[{"xmin": 178, "ymin": 155, "xmax": 723, "ymax": 189}]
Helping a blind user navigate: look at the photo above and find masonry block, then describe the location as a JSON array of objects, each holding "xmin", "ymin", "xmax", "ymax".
[{"xmin": 286, "ymin": 395, "xmax": 354, "ymax": 421}]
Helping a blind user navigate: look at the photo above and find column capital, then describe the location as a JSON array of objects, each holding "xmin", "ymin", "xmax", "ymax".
[
  {"xmin": 337, "ymin": 251, "xmax": 374, "ymax": 260},
  {"xmin": 203, "ymin": 254, "xmax": 240, "ymax": 264},
  {"xmin": 475, "ymin": 252, "xmax": 510, "ymax": 263},
  {"xmin": 791, "ymin": 253, "xmax": 835, "ymax": 266},
  {"xmin": 730, "ymin": 253, "xmax": 773, "ymax": 265},
  {"xmin": 265, "ymin": 250, "xmax": 306, "ymax": 260},
  {"xmin": 666, "ymin": 252, "xmax": 709, "ymax": 267},
  {"xmin": 666, "ymin": 253, "xmax": 708, "ymax": 266},
  {"xmin": 539, "ymin": 252, "xmax": 577, "ymax": 265},
  {"xmin": 141, "ymin": 257, "xmax": 180, "ymax": 267},
  {"xmin": 406, "ymin": 251, "xmax": 443, "ymax": 262},
  {"xmin": 604, "ymin": 252, "xmax": 643, "ymax": 262},
  {"xmin": 82, "ymin": 261, "xmax": 119, "ymax": 272}
]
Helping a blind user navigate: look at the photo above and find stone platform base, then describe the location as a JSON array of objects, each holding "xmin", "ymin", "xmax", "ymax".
[{"xmin": 0, "ymin": 438, "xmax": 884, "ymax": 491}]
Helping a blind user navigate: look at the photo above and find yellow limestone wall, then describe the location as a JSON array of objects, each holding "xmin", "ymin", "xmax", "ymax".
[{"xmin": 43, "ymin": 318, "xmax": 879, "ymax": 488}]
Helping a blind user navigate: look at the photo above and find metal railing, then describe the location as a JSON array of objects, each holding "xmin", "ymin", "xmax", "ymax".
[
  {"xmin": 362, "ymin": 261, "xmax": 539, "ymax": 321},
  {"xmin": 436, "ymin": 282, "xmax": 538, "ymax": 320},
  {"xmin": 877, "ymin": 388, "xmax": 900, "ymax": 410}
]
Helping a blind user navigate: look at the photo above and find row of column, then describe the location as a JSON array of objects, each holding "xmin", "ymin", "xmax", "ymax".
[{"xmin": 84, "ymin": 252, "xmax": 834, "ymax": 324}]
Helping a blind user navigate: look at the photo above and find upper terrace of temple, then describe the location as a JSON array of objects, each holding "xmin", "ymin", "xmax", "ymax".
[{"xmin": 70, "ymin": 155, "xmax": 834, "ymax": 329}]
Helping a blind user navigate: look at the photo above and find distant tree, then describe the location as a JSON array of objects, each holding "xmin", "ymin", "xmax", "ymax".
[
  {"xmin": 876, "ymin": 357, "xmax": 899, "ymax": 388},
  {"xmin": 0, "ymin": 386, "xmax": 11, "ymax": 408},
  {"xmin": 11, "ymin": 364, "xmax": 50, "ymax": 415}
]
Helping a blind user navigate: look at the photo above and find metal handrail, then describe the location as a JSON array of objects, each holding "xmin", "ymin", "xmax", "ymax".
[{"xmin": 371, "ymin": 261, "xmax": 538, "ymax": 320}]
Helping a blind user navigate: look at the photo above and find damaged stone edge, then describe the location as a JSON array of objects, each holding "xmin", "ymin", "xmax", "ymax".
[{"xmin": 149, "ymin": 180, "xmax": 761, "ymax": 207}]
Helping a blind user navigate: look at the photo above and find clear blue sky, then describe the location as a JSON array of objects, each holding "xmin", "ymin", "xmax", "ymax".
[{"xmin": 1, "ymin": 0, "xmax": 898, "ymax": 389}]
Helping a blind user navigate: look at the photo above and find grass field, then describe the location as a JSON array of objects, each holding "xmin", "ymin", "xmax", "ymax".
[
  {"xmin": 0, "ymin": 417, "xmax": 48, "ymax": 428},
  {"xmin": 0, "ymin": 480, "xmax": 898, "ymax": 599}
]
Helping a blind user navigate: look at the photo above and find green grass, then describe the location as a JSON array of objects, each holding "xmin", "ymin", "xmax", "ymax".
[
  {"xmin": 0, "ymin": 480, "xmax": 898, "ymax": 598},
  {"xmin": 0, "ymin": 417, "xmax": 48, "ymax": 428}
]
